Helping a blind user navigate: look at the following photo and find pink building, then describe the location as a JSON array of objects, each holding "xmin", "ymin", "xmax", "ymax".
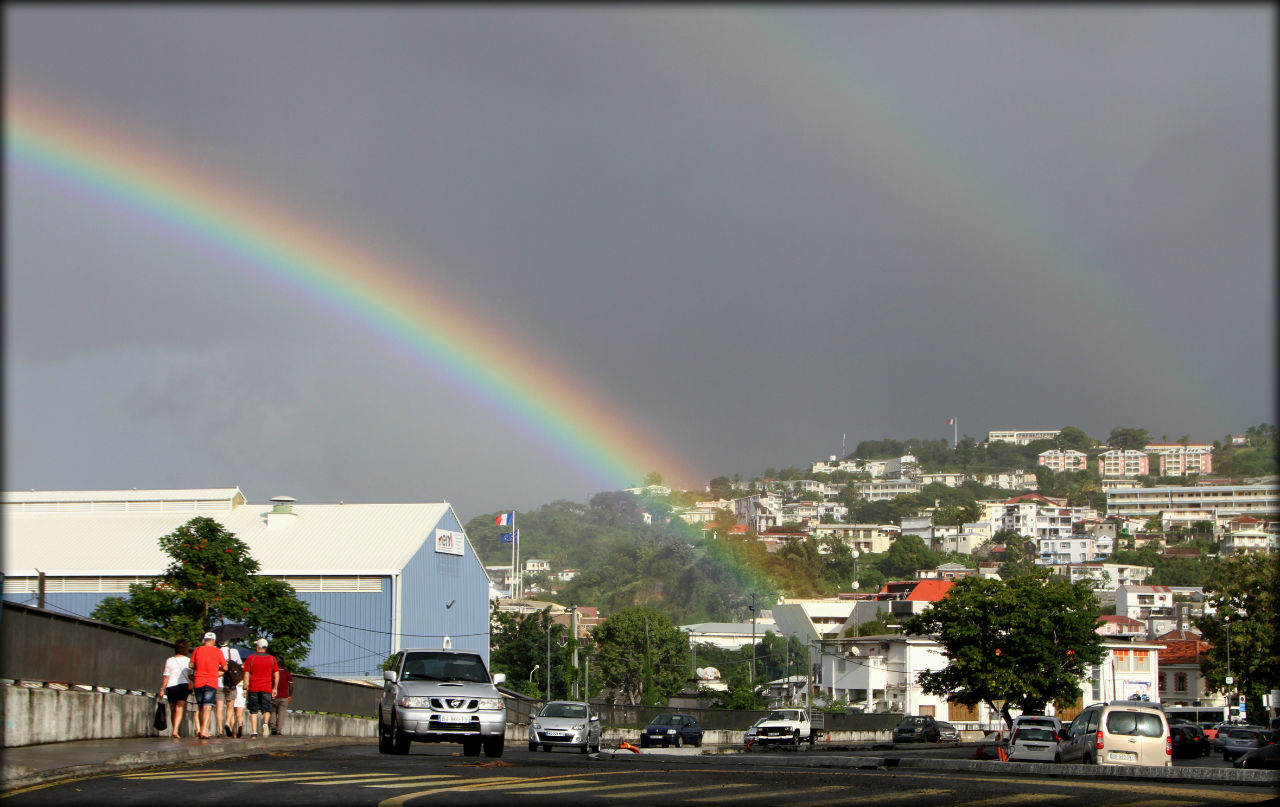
[
  {"xmin": 1098, "ymin": 449, "xmax": 1149, "ymax": 477},
  {"xmin": 1038, "ymin": 449, "xmax": 1088, "ymax": 472},
  {"xmin": 1145, "ymin": 444, "xmax": 1213, "ymax": 476}
]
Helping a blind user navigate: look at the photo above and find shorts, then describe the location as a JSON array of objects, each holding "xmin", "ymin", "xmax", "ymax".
[
  {"xmin": 246, "ymin": 691, "xmax": 273, "ymax": 714},
  {"xmin": 165, "ymin": 684, "xmax": 191, "ymax": 705},
  {"xmin": 194, "ymin": 685, "xmax": 217, "ymax": 706},
  {"xmin": 217, "ymin": 684, "xmax": 244, "ymax": 706}
]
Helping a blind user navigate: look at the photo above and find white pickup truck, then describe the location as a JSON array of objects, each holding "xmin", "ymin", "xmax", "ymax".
[{"xmin": 749, "ymin": 708, "xmax": 823, "ymax": 746}]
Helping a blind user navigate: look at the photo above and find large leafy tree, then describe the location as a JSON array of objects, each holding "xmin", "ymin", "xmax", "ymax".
[
  {"xmin": 1195, "ymin": 553, "xmax": 1278, "ymax": 718},
  {"xmin": 904, "ymin": 571, "xmax": 1105, "ymax": 729},
  {"xmin": 91, "ymin": 517, "xmax": 318, "ymax": 672},
  {"xmin": 591, "ymin": 606, "xmax": 689, "ymax": 706},
  {"xmin": 489, "ymin": 604, "xmax": 575, "ymax": 699}
]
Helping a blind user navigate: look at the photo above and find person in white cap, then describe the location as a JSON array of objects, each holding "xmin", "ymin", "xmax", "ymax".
[
  {"xmin": 189, "ymin": 631, "xmax": 226, "ymax": 739},
  {"xmin": 243, "ymin": 638, "xmax": 280, "ymax": 739}
]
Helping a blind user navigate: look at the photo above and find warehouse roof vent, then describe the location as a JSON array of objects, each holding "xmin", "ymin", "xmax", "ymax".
[{"xmin": 267, "ymin": 495, "xmax": 298, "ymax": 529}]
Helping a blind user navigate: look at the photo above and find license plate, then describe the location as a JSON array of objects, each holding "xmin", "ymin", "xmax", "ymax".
[
  {"xmin": 438, "ymin": 714, "xmax": 470, "ymax": 723},
  {"xmin": 545, "ymin": 731, "xmax": 567, "ymax": 737},
  {"xmin": 1107, "ymin": 751, "xmax": 1136, "ymax": 761}
]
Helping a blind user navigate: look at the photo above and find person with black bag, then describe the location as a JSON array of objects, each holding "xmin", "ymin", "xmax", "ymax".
[{"xmin": 159, "ymin": 639, "xmax": 191, "ymax": 738}]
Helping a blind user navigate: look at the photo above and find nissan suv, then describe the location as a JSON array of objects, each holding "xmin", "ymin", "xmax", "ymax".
[{"xmin": 378, "ymin": 648, "xmax": 507, "ymax": 757}]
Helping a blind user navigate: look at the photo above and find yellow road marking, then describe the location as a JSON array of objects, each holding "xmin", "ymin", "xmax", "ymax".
[
  {"xmin": 949, "ymin": 794, "xmax": 1068, "ymax": 807},
  {"xmin": 688, "ymin": 784, "xmax": 847, "ymax": 804},
  {"xmin": 377, "ymin": 772, "xmax": 643, "ymax": 806},
  {"xmin": 121, "ymin": 769, "xmax": 276, "ymax": 779},
  {"xmin": 361, "ymin": 776, "xmax": 468, "ymax": 788},
  {"xmin": 649, "ymin": 782, "xmax": 759, "ymax": 802},
  {"xmin": 804, "ymin": 787, "xmax": 951, "ymax": 807},
  {"xmin": 902, "ymin": 773, "xmax": 1277, "ymax": 803},
  {"xmin": 503, "ymin": 781, "xmax": 662, "ymax": 797}
]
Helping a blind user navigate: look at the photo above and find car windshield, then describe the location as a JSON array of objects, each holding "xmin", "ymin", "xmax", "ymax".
[
  {"xmin": 650, "ymin": 714, "xmax": 684, "ymax": 726},
  {"xmin": 769, "ymin": 711, "xmax": 799, "ymax": 721},
  {"xmin": 401, "ymin": 652, "xmax": 490, "ymax": 683},
  {"xmin": 1106, "ymin": 711, "xmax": 1164, "ymax": 737},
  {"xmin": 539, "ymin": 703, "xmax": 588, "ymax": 719},
  {"xmin": 900, "ymin": 717, "xmax": 928, "ymax": 727}
]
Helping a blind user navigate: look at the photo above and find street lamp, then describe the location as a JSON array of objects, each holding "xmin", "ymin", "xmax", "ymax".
[
  {"xmin": 528, "ymin": 664, "xmax": 540, "ymax": 683},
  {"xmin": 749, "ymin": 594, "xmax": 757, "ymax": 685}
]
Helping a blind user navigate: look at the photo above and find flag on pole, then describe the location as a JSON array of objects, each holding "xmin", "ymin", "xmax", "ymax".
[
  {"xmin": 499, "ymin": 532, "xmax": 516, "ymax": 544},
  {"xmin": 947, "ymin": 418, "xmax": 954, "ymax": 425},
  {"xmin": 496, "ymin": 512, "xmax": 513, "ymax": 526}
]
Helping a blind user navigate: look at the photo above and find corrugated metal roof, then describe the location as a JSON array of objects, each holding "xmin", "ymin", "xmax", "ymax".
[{"xmin": 4, "ymin": 498, "xmax": 456, "ymax": 577}]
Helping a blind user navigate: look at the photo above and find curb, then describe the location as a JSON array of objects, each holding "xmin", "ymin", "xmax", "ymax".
[
  {"xmin": 599, "ymin": 748, "xmax": 1280, "ymax": 787},
  {"xmin": 1, "ymin": 737, "xmax": 363, "ymax": 793}
]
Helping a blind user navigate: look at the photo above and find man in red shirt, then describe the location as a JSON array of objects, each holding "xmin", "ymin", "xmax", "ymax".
[
  {"xmin": 243, "ymin": 638, "xmax": 280, "ymax": 739},
  {"xmin": 189, "ymin": 631, "xmax": 226, "ymax": 740}
]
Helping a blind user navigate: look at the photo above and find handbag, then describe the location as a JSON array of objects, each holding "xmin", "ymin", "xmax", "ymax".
[{"xmin": 154, "ymin": 699, "xmax": 169, "ymax": 732}]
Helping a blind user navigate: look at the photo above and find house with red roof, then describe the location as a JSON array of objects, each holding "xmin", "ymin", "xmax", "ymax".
[
  {"xmin": 1155, "ymin": 631, "xmax": 1221, "ymax": 707},
  {"xmin": 1096, "ymin": 614, "xmax": 1145, "ymax": 637}
]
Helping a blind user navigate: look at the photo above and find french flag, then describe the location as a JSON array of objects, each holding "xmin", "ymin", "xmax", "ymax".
[{"xmin": 496, "ymin": 512, "xmax": 513, "ymax": 526}]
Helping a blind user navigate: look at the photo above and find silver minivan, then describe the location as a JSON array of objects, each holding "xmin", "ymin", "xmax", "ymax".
[{"xmin": 1059, "ymin": 701, "xmax": 1171, "ymax": 767}]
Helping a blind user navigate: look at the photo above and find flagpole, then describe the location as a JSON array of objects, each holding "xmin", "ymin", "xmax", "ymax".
[
  {"xmin": 954, "ymin": 418, "xmax": 958, "ymax": 450},
  {"xmin": 513, "ymin": 515, "xmax": 521, "ymax": 601},
  {"xmin": 508, "ymin": 516, "xmax": 517, "ymax": 601}
]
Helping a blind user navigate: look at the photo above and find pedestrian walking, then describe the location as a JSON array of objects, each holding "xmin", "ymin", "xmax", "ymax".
[
  {"xmin": 271, "ymin": 666, "xmax": 294, "ymax": 736},
  {"xmin": 217, "ymin": 639, "xmax": 244, "ymax": 737},
  {"xmin": 242, "ymin": 638, "xmax": 280, "ymax": 738},
  {"xmin": 189, "ymin": 632, "xmax": 226, "ymax": 739},
  {"xmin": 160, "ymin": 639, "xmax": 192, "ymax": 739}
]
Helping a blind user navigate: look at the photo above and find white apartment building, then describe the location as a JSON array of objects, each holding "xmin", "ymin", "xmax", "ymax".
[
  {"xmin": 1089, "ymin": 641, "xmax": 1166, "ymax": 704},
  {"xmin": 1221, "ymin": 529, "xmax": 1275, "ymax": 556},
  {"xmin": 856, "ymin": 479, "xmax": 922, "ymax": 501},
  {"xmin": 987, "ymin": 429, "xmax": 1061, "ymax": 446},
  {"xmin": 1097, "ymin": 449, "xmax": 1149, "ymax": 478},
  {"xmin": 1038, "ymin": 450, "xmax": 1089, "ymax": 473},
  {"xmin": 986, "ymin": 499, "xmax": 1097, "ymax": 541},
  {"xmin": 917, "ymin": 472, "xmax": 965, "ymax": 488},
  {"xmin": 816, "ymin": 634, "xmax": 953, "ymax": 718},
  {"xmin": 973, "ymin": 470, "xmax": 1039, "ymax": 490},
  {"xmin": 1106, "ymin": 484, "xmax": 1279, "ymax": 522},
  {"xmin": 1036, "ymin": 535, "xmax": 1098, "ymax": 565},
  {"xmin": 778, "ymin": 500, "xmax": 848, "ymax": 524},
  {"xmin": 1116, "ymin": 584, "xmax": 1175, "ymax": 622}
]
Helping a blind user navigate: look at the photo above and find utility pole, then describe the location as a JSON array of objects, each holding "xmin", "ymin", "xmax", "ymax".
[
  {"xmin": 750, "ymin": 593, "xmax": 757, "ymax": 685},
  {"xmin": 545, "ymin": 612, "xmax": 552, "ymax": 702},
  {"xmin": 569, "ymin": 605, "xmax": 580, "ymax": 700}
]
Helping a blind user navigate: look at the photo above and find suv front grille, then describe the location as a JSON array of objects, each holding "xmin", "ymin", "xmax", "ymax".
[{"xmin": 430, "ymin": 697, "xmax": 479, "ymax": 711}]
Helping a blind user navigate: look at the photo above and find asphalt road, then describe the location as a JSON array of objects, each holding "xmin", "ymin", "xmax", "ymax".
[{"xmin": 4, "ymin": 744, "xmax": 1275, "ymax": 807}]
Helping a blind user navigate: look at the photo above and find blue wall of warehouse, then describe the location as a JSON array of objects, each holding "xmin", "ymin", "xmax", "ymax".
[{"xmin": 397, "ymin": 508, "xmax": 492, "ymax": 665}]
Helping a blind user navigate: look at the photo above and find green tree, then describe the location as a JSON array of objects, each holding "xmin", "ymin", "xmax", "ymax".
[
  {"xmin": 90, "ymin": 517, "xmax": 318, "ymax": 672},
  {"xmin": 1195, "ymin": 554, "xmax": 1278, "ymax": 718},
  {"xmin": 877, "ymin": 534, "xmax": 942, "ymax": 579},
  {"xmin": 1107, "ymin": 427, "xmax": 1150, "ymax": 451},
  {"xmin": 1055, "ymin": 426, "xmax": 1095, "ymax": 452},
  {"xmin": 489, "ymin": 604, "xmax": 574, "ymax": 699},
  {"xmin": 591, "ymin": 606, "xmax": 689, "ymax": 706},
  {"xmin": 904, "ymin": 571, "xmax": 1105, "ymax": 729}
]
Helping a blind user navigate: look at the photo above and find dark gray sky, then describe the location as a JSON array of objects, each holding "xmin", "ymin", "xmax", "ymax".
[{"xmin": 6, "ymin": 6, "xmax": 1275, "ymax": 519}]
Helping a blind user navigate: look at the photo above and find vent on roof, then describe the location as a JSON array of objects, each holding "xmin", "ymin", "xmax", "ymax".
[{"xmin": 267, "ymin": 496, "xmax": 298, "ymax": 529}]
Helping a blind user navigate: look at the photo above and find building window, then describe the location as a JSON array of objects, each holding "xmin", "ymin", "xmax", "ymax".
[
  {"xmin": 1158, "ymin": 672, "xmax": 1167, "ymax": 692},
  {"xmin": 1175, "ymin": 673, "xmax": 1187, "ymax": 692}
]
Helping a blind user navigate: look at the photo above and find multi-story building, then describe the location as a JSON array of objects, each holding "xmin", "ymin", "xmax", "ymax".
[
  {"xmin": 1038, "ymin": 450, "xmax": 1089, "ymax": 473},
  {"xmin": 1144, "ymin": 444, "xmax": 1213, "ymax": 477},
  {"xmin": 810, "ymin": 523, "xmax": 899, "ymax": 555},
  {"xmin": 973, "ymin": 470, "xmax": 1039, "ymax": 490},
  {"xmin": 1036, "ymin": 534, "xmax": 1098, "ymax": 565},
  {"xmin": 987, "ymin": 429, "xmax": 1062, "ymax": 446},
  {"xmin": 1116, "ymin": 584, "xmax": 1175, "ymax": 623},
  {"xmin": 1097, "ymin": 449, "xmax": 1149, "ymax": 478},
  {"xmin": 856, "ymin": 479, "xmax": 922, "ymax": 501},
  {"xmin": 983, "ymin": 496, "xmax": 1098, "ymax": 541},
  {"xmin": 1220, "ymin": 529, "xmax": 1275, "ymax": 556},
  {"xmin": 1156, "ymin": 630, "xmax": 1221, "ymax": 708},
  {"xmin": 1105, "ymin": 484, "xmax": 1279, "ymax": 524},
  {"xmin": 917, "ymin": 472, "xmax": 965, "ymax": 488},
  {"xmin": 1066, "ymin": 562, "xmax": 1153, "ymax": 590},
  {"xmin": 1088, "ymin": 641, "xmax": 1166, "ymax": 704}
]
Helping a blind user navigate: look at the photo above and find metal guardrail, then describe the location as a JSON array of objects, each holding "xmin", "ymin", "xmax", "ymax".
[{"xmin": 0, "ymin": 601, "xmax": 379, "ymax": 717}]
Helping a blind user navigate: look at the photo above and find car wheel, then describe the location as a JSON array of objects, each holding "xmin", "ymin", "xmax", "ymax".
[
  {"xmin": 695, "ymin": 736, "xmax": 703, "ymax": 748},
  {"xmin": 580, "ymin": 741, "xmax": 590, "ymax": 754},
  {"xmin": 529, "ymin": 741, "xmax": 537, "ymax": 752},
  {"xmin": 793, "ymin": 730, "xmax": 801, "ymax": 746},
  {"xmin": 484, "ymin": 737, "xmax": 505, "ymax": 758},
  {"xmin": 1053, "ymin": 752, "xmax": 1061, "ymax": 763},
  {"xmin": 391, "ymin": 717, "xmax": 411, "ymax": 755},
  {"xmin": 543, "ymin": 744, "xmax": 552, "ymax": 752},
  {"xmin": 674, "ymin": 734, "xmax": 682, "ymax": 748},
  {"xmin": 378, "ymin": 719, "xmax": 393, "ymax": 754},
  {"xmin": 463, "ymin": 739, "xmax": 481, "ymax": 757},
  {"xmin": 640, "ymin": 737, "xmax": 650, "ymax": 748}
]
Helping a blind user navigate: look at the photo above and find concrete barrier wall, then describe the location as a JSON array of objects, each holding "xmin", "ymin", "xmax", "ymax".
[{"xmin": 1, "ymin": 685, "xmax": 375, "ymax": 747}]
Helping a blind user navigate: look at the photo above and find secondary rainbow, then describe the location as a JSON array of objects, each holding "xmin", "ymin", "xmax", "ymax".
[{"xmin": 6, "ymin": 91, "xmax": 696, "ymax": 491}]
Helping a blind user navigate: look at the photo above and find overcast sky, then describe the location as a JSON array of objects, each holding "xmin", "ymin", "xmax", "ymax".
[{"xmin": 6, "ymin": 6, "xmax": 1275, "ymax": 519}]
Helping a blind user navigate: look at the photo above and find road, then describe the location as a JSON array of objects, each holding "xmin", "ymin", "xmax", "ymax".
[{"xmin": 4, "ymin": 744, "xmax": 1274, "ymax": 807}]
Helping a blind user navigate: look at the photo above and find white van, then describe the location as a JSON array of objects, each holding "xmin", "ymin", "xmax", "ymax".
[{"xmin": 1059, "ymin": 701, "xmax": 1171, "ymax": 767}]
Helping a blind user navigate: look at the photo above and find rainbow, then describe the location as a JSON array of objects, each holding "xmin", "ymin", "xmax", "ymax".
[{"xmin": 6, "ymin": 90, "xmax": 699, "ymax": 492}]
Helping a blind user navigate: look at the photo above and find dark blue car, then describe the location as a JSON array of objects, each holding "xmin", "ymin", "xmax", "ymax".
[{"xmin": 640, "ymin": 713, "xmax": 703, "ymax": 748}]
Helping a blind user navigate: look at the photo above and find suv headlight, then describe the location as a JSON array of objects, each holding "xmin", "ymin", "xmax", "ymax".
[
  {"xmin": 476, "ymin": 698, "xmax": 504, "ymax": 710},
  {"xmin": 398, "ymin": 696, "xmax": 431, "ymax": 708}
]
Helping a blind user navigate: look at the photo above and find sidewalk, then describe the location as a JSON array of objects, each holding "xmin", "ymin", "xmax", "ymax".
[{"xmin": 1, "ymin": 734, "xmax": 368, "ymax": 793}]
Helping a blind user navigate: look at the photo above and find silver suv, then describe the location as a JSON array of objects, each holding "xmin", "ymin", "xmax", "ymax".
[{"xmin": 378, "ymin": 648, "xmax": 507, "ymax": 757}]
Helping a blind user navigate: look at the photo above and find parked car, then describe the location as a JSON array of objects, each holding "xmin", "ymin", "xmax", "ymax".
[
  {"xmin": 1235, "ymin": 742, "xmax": 1280, "ymax": 770},
  {"xmin": 1058, "ymin": 700, "xmax": 1171, "ymax": 767},
  {"xmin": 1219, "ymin": 726, "xmax": 1273, "ymax": 763},
  {"xmin": 744, "ymin": 717, "xmax": 767, "ymax": 747},
  {"xmin": 751, "ymin": 709, "xmax": 815, "ymax": 745},
  {"xmin": 378, "ymin": 648, "xmax": 507, "ymax": 758},
  {"xmin": 1006, "ymin": 724, "xmax": 1060, "ymax": 762},
  {"xmin": 1011, "ymin": 715, "xmax": 1065, "ymax": 741},
  {"xmin": 1169, "ymin": 722, "xmax": 1211, "ymax": 758},
  {"xmin": 528, "ymin": 700, "xmax": 601, "ymax": 754},
  {"xmin": 893, "ymin": 715, "xmax": 941, "ymax": 744},
  {"xmin": 640, "ymin": 713, "xmax": 703, "ymax": 748},
  {"xmin": 935, "ymin": 721, "xmax": 960, "ymax": 743}
]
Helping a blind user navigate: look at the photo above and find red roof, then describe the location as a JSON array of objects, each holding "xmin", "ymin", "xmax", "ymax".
[
  {"xmin": 1159, "ymin": 639, "xmax": 1211, "ymax": 665},
  {"xmin": 1098, "ymin": 614, "xmax": 1144, "ymax": 627},
  {"xmin": 905, "ymin": 579, "xmax": 954, "ymax": 602}
]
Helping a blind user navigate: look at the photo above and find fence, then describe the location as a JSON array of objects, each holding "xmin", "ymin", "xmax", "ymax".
[
  {"xmin": 0, "ymin": 601, "xmax": 380, "ymax": 717},
  {"xmin": 504, "ymin": 699, "xmax": 904, "ymax": 732}
]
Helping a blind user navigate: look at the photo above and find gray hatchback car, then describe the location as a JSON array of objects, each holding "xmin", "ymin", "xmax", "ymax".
[
  {"xmin": 528, "ymin": 700, "xmax": 602, "ymax": 753},
  {"xmin": 378, "ymin": 648, "xmax": 507, "ymax": 757}
]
